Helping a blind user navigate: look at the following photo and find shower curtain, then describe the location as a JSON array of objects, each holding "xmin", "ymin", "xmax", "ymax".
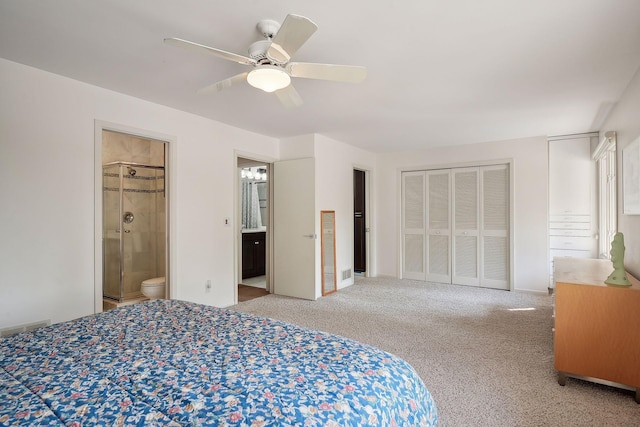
[{"xmin": 242, "ymin": 181, "xmax": 263, "ymax": 229}]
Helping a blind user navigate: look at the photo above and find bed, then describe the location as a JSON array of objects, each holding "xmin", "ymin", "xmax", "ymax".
[{"xmin": 0, "ymin": 299, "xmax": 438, "ymax": 426}]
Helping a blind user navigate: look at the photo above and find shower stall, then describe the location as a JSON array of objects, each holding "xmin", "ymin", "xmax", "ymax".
[{"xmin": 103, "ymin": 162, "xmax": 166, "ymax": 302}]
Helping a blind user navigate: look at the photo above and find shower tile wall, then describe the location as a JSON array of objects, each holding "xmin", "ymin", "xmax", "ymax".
[
  {"xmin": 103, "ymin": 131, "xmax": 165, "ymax": 300},
  {"xmin": 103, "ymin": 131, "xmax": 164, "ymax": 166}
]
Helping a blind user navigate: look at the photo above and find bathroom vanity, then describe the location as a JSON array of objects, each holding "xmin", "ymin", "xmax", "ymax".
[{"xmin": 242, "ymin": 229, "xmax": 266, "ymax": 279}]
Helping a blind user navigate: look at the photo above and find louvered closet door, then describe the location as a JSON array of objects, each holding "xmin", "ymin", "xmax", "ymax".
[
  {"xmin": 481, "ymin": 165, "xmax": 509, "ymax": 289},
  {"xmin": 426, "ymin": 170, "xmax": 451, "ymax": 282},
  {"xmin": 452, "ymin": 168, "xmax": 480, "ymax": 286},
  {"xmin": 402, "ymin": 172, "xmax": 426, "ymax": 280}
]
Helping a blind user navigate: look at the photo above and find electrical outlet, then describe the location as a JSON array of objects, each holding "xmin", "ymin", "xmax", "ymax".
[{"xmin": 205, "ymin": 280, "xmax": 212, "ymax": 292}]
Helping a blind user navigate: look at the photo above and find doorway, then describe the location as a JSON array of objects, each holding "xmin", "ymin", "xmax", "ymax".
[
  {"xmin": 237, "ymin": 158, "xmax": 270, "ymax": 302},
  {"xmin": 102, "ymin": 162, "xmax": 165, "ymax": 302},
  {"xmin": 354, "ymin": 169, "xmax": 368, "ymax": 276},
  {"xmin": 99, "ymin": 129, "xmax": 170, "ymax": 310}
]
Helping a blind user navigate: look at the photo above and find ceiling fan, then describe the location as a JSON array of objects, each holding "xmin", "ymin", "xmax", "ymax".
[{"xmin": 164, "ymin": 14, "xmax": 367, "ymax": 108}]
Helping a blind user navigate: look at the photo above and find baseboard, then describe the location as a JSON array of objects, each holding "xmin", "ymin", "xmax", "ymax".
[
  {"xmin": 513, "ymin": 288, "xmax": 549, "ymax": 296},
  {"xmin": 0, "ymin": 319, "xmax": 51, "ymax": 337}
]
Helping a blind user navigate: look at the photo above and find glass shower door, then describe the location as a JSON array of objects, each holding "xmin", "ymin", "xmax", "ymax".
[
  {"xmin": 121, "ymin": 171, "xmax": 137, "ymax": 300},
  {"xmin": 121, "ymin": 166, "xmax": 163, "ymax": 300},
  {"xmin": 102, "ymin": 163, "xmax": 166, "ymax": 302},
  {"xmin": 103, "ymin": 164, "xmax": 122, "ymax": 300}
]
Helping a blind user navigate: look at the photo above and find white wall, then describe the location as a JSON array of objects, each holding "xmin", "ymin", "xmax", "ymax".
[
  {"xmin": 0, "ymin": 54, "xmax": 577, "ymax": 327},
  {"xmin": 279, "ymin": 134, "xmax": 315, "ymax": 159},
  {"xmin": 0, "ymin": 58, "xmax": 278, "ymax": 328},
  {"xmin": 376, "ymin": 136, "xmax": 549, "ymax": 293},
  {"xmin": 601, "ymin": 67, "xmax": 640, "ymax": 277},
  {"xmin": 314, "ymin": 134, "xmax": 377, "ymax": 297},
  {"xmin": 277, "ymin": 134, "xmax": 377, "ymax": 298}
]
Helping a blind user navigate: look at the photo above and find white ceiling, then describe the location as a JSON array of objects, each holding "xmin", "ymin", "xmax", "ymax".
[{"xmin": 1, "ymin": 0, "xmax": 639, "ymax": 152}]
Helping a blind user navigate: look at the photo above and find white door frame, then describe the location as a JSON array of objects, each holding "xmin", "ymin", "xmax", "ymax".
[{"xmin": 93, "ymin": 120, "xmax": 177, "ymax": 313}]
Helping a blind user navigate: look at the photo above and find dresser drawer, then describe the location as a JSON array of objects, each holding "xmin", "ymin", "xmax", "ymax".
[
  {"xmin": 549, "ymin": 222, "xmax": 591, "ymax": 230},
  {"xmin": 550, "ymin": 236, "xmax": 594, "ymax": 251},
  {"xmin": 550, "ymin": 249, "xmax": 593, "ymax": 259},
  {"xmin": 549, "ymin": 228, "xmax": 592, "ymax": 237},
  {"xmin": 549, "ymin": 215, "xmax": 590, "ymax": 223}
]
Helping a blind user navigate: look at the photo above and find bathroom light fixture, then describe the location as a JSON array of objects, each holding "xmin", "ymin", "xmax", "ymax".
[
  {"xmin": 246, "ymin": 66, "xmax": 291, "ymax": 93},
  {"xmin": 241, "ymin": 167, "xmax": 267, "ymax": 181}
]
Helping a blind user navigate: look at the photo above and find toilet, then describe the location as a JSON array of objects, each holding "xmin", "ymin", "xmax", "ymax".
[{"xmin": 141, "ymin": 277, "xmax": 166, "ymax": 300}]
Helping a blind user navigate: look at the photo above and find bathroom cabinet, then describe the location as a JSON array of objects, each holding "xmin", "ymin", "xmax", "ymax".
[{"xmin": 242, "ymin": 231, "xmax": 266, "ymax": 279}]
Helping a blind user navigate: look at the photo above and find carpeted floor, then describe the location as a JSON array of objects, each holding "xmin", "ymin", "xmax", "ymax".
[{"xmin": 230, "ymin": 277, "xmax": 639, "ymax": 426}]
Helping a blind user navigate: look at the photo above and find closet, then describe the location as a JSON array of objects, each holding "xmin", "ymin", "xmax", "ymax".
[
  {"xmin": 402, "ymin": 164, "xmax": 510, "ymax": 290},
  {"xmin": 547, "ymin": 136, "xmax": 598, "ymax": 286}
]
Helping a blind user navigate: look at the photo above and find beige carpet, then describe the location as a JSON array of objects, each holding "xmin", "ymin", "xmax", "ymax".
[{"xmin": 230, "ymin": 277, "xmax": 639, "ymax": 426}]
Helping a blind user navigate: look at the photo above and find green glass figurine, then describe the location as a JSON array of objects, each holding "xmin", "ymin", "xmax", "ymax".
[{"xmin": 605, "ymin": 232, "xmax": 631, "ymax": 286}]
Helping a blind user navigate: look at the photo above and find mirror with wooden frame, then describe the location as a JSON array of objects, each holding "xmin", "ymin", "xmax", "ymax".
[{"xmin": 321, "ymin": 210, "xmax": 337, "ymax": 296}]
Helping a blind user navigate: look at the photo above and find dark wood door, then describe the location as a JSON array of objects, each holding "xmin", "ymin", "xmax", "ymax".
[{"xmin": 354, "ymin": 170, "xmax": 366, "ymax": 273}]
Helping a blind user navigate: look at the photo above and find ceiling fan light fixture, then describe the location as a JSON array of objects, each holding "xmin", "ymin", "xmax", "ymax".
[{"xmin": 247, "ymin": 66, "xmax": 291, "ymax": 93}]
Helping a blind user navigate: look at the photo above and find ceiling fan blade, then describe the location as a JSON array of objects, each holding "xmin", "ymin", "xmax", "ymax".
[
  {"xmin": 164, "ymin": 37, "xmax": 256, "ymax": 66},
  {"xmin": 197, "ymin": 73, "xmax": 248, "ymax": 95},
  {"xmin": 267, "ymin": 14, "xmax": 318, "ymax": 64},
  {"xmin": 274, "ymin": 84, "xmax": 303, "ymax": 109},
  {"xmin": 287, "ymin": 62, "xmax": 367, "ymax": 83}
]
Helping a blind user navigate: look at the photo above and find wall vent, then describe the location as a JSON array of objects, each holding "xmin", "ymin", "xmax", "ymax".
[
  {"xmin": 341, "ymin": 269, "xmax": 352, "ymax": 281},
  {"xmin": 0, "ymin": 320, "xmax": 51, "ymax": 338}
]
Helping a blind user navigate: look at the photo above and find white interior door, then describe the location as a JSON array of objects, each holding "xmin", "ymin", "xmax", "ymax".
[
  {"xmin": 426, "ymin": 170, "xmax": 451, "ymax": 282},
  {"xmin": 480, "ymin": 165, "xmax": 509, "ymax": 290},
  {"xmin": 273, "ymin": 158, "xmax": 316, "ymax": 300},
  {"xmin": 402, "ymin": 172, "xmax": 426, "ymax": 280},
  {"xmin": 452, "ymin": 168, "xmax": 480, "ymax": 286}
]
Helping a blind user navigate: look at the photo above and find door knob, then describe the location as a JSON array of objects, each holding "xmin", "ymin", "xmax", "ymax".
[{"xmin": 123, "ymin": 212, "xmax": 134, "ymax": 224}]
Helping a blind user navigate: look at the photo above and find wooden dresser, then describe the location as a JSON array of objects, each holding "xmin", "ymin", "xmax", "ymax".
[{"xmin": 553, "ymin": 257, "xmax": 640, "ymax": 402}]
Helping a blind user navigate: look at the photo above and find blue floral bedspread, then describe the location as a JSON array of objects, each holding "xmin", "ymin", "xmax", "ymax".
[{"xmin": 0, "ymin": 299, "xmax": 437, "ymax": 426}]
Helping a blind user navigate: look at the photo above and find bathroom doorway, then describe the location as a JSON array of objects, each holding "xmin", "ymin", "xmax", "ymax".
[
  {"xmin": 354, "ymin": 168, "xmax": 370, "ymax": 278},
  {"xmin": 354, "ymin": 169, "xmax": 366, "ymax": 275},
  {"xmin": 100, "ymin": 129, "xmax": 169, "ymax": 309},
  {"xmin": 237, "ymin": 157, "xmax": 270, "ymax": 302}
]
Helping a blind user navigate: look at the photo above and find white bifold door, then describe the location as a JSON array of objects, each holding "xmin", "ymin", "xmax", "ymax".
[
  {"xmin": 402, "ymin": 165, "xmax": 509, "ymax": 290},
  {"xmin": 402, "ymin": 171, "xmax": 427, "ymax": 280},
  {"xmin": 478, "ymin": 165, "xmax": 510, "ymax": 289}
]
